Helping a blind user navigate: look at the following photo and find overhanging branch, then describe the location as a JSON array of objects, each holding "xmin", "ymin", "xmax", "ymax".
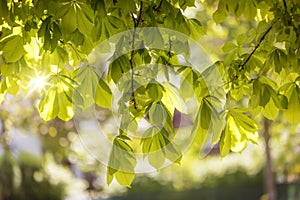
[
  {"xmin": 239, "ymin": 23, "xmax": 273, "ymax": 71},
  {"xmin": 129, "ymin": 1, "xmax": 143, "ymax": 109}
]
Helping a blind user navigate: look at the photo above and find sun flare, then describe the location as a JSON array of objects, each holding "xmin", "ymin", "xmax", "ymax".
[{"xmin": 28, "ymin": 73, "xmax": 49, "ymax": 93}]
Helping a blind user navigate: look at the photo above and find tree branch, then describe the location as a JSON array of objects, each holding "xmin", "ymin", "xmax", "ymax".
[
  {"xmin": 129, "ymin": 1, "xmax": 143, "ymax": 109},
  {"xmin": 166, "ymin": 35, "xmax": 172, "ymax": 66},
  {"xmin": 153, "ymin": 0, "xmax": 163, "ymax": 12},
  {"xmin": 283, "ymin": 0, "xmax": 288, "ymax": 13},
  {"xmin": 239, "ymin": 23, "xmax": 273, "ymax": 71}
]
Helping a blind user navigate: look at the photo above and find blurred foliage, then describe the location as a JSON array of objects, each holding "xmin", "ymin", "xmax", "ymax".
[
  {"xmin": 0, "ymin": 0, "xmax": 299, "ymax": 195},
  {"xmin": 0, "ymin": 150, "xmax": 64, "ymax": 200}
]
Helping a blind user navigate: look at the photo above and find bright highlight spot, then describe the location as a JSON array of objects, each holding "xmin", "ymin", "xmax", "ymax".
[
  {"xmin": 27, "ymin": 72, "xmax": 50, "ymax": 96},
  {"xmin": 29, "ymin": 76, "xmax": 47, "ymax": 92}
]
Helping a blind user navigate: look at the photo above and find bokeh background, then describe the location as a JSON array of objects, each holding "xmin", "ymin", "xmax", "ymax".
[{"xmin": 1, "ymin": 0, "xmax": 300, "ymax": 200}]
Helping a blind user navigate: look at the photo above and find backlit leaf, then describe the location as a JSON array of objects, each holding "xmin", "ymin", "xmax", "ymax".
[{"xmin": 3, "ymin": 36, "xmax": 25, "ymax": 62}]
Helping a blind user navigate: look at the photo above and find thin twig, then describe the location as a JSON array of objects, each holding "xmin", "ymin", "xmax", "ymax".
[
  {"xmin": 153, "ymin": 0, "xmax": 163, "ymax": 12},
  {"xmin": 239, "ymin": 23, "xmax": 274, "ymax": 71},
  {"xmin": 166, "ymin": 35, "xmax": 172, "ymax": 66},
  {"xmin": 129, "ymin": 1, "xmax": 143, "ymax": 109},
  {"xmin": 283, "ymin": 0, "xmax": 288, "ymax": 13}
]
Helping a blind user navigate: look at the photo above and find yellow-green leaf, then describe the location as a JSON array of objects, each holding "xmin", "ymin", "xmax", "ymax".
[
  {"xmin": 3, "ymin": 36, "xmax": 25, "ymax": 62},
  {"xmin": 115, "ymin": 171, "xmax": 135, "ymax": 188},
  {"xmin": 262, "ymin": 99, "xmax": 279, "ymax": 120},
  {"xmin": 95, "ymin": 79, "xmax": 113, "ymax": 108},
  {"xmin": 285, "ymin": 86, "xmax": 300, "ymax": 124}
]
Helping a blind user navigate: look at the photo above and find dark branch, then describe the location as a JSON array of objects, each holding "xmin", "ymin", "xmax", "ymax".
[
  {"xmin": 166, "ymin": 36, "xmax": 172, "ymax": 66},
  {"xmin": 129, "ymin": 1, "xmax": 143, "ymax": 109},
  {"xmin": 239, "ymin": 23, "xmax": 273, "ymax": 71},
  {"xmin": 153, "ymin": 0, "xmax": 163, "ymax": 12},
  {"xmin": 283, "ymin": 0, "xmax": 288, "ymax": 13}
]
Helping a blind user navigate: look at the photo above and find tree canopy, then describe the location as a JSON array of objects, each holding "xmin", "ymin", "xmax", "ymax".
[{"xmin": 0, "ymin": 0, "xmax": 299, "ymax": 187}]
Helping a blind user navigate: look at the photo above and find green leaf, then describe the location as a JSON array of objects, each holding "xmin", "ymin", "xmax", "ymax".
[
  {"xmin": 0, "ymin": 27, "xmax": 12, "ymax": 40},
  {"xmin": 115, "ymin": 171, "xmax": 135, "ymax": 188},
  {"xmin": 61, "ymin": 6, "xmax": 77, "ymax": 34},
  {"xmin": 73, "ymin": 66, "xmax": 99, "ymax": 108},
  {"xmin": 220, "ymin": 127, "xmax": 230, "ymax": 157},
  {"xmin": 188, "ymin": 18, "xmax": 206, "ymax": 40},
  {"xmin": 95, "ymin": 79, "xmax": 113, "ymax": 108},
  {"xmin": 141, "ymin": 127, "xmax": 181, "ymax": 169},
  {"xmin": 222, "ymin": 42, "xmax": 237, "ymax": 53},
  {"xmin": 244, "ymin": 0, "xmax": 257, "ymax": 20},
  {"xmin": 161, "ymin": 82, "xmax": 187, "ymax": 115},
  {"xmin": 146, "ymin": 82, "xmax": 164, "ymax": 102},
  {"xmin": 143, "ymin": 28, "xmax": 164, "ymax": 48},
  {"xmin": 0, "ymin": 76, "xmax": 19, "ymax": 96},
  {"xmin": 148, "ymin": 148, "xmax": 165, "ymax": 169},
  {"xmin": 179, "ymin": 67, "xmax": 198, "ymax": 100},
  {"xmin": 260, "ymin": 85, "xmax": 271, "ymax": 107},
  {"xmin": 262, "ymin": 99, "xmax": 279, "ymax": 120},
  {"xmin": 211, "ymin": 111, "xmax": 225, "ymax": 144},
  {"xmin": 38, "ymin": 87, "xmax": 59, "ymax": 121},
  {"xmin": 51, "ymin": 46, "xmax": 69, "ymax": 68},
  {"xmin": 236, "ymin": 34, "xmax": 246, "ymax": 46},
  {"xmin": 76, "ymin": 7, "xmax": 93, "ymax": 36},
  {"xmin": 38, "ymin": 73, "xmax": 75, "ymax": 121},
  {"xmin": 70, "ymin": 29, "xmax": 84, "ymax": 46},
  {"xmin": 285, "ymin": 86, "xmax": 300, "ymax": 124},
  {"xmin": 213, "ymin": 2, "xmax": 228, "ymax": 24},
  {"xmin": 107, "ymin": 55, "xmax": 131, "ymax": 83},
  {"xmin": 0, "ymin": 0, "xmax": 8, "ymax": 18},
  {"xmin": 228, "ymin": 115, "xmax": 248, "ymax": 153},
  {"xmin": 3, "ymin": 36, "xmax": 24, "ymax": 62},
  {"xmin": 199, "ymin": 98, "xmax": 212, "ymax": 130},
  {"xmin": 149, "ymin": 103, "xmax": 166, "ymax": 125},
  {"xmin": 220, "ymin": 109, "xmax": 259, "ymax": 157},
  {"xmin": 272, "ymin": 94, "xmax": 288, "ymax": 110},
  {"xmin": 107, "ymin": 136, "xmax": 136, "ymax": 187}
]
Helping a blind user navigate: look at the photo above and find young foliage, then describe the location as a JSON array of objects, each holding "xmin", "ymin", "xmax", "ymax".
[{"xmin": 0, "ymin": 0, "xmax": 299, "ymax": 187}]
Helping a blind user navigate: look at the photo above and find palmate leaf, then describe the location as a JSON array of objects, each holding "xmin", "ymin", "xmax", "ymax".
[
  {"xmin": 251, "ymin": 77, "xmax": 283, "ymax": 112},
  {"xmin": 146, "ymin": 82, "xmax": 164, "ymax": 103},
  {"xmin": 92, "ymin": 15, "xmax": 125, "ymax": 43},
  {"xmin": 250, "ymin": 77, "xmax": 288, "ymax": 120},
  {"xmin": 188, "ymin": 18, "xmax": 206, "ymax": 40},
  {"xmin": 74, "ymin": 65, "xmax": 113, "ymax": 109},
  {"xmin": 107, "ymin": 135, "xmax": 136, "ymax": 187},
  {"xmin": 262, "ymin": 99, "xmax": 279, "ymax": 120},
  {"xmin": 141, "ymin": 127, "xmax": 181, "ymax": 169},
  {"xmin": 220, "ymin": 109, "xmax": 259, "ymax": 157},
  {"xmin": 193, "ymin": 95, "xmax": 224, "ymax": 148},
  {"xmin": 73, "ymin": 66, "xmax": 98, "ymax": 108},
  {"xmin": 107, "ymin": 55, "xmax": 131, "ymax": 83},
  {"xmin": 38, "ymin": 72, "xmax": 78, "ymax": 121},
  {"xmin": 41, "ymin": 46, "xmax": 69, "ymax": 69},
  {"xmin": 149, "ymin": 103, "xmax": 166, "ymax": 126},
  {"xmin": 161, "ymin": 82, "xmax": 187, "ymax": 116}
]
